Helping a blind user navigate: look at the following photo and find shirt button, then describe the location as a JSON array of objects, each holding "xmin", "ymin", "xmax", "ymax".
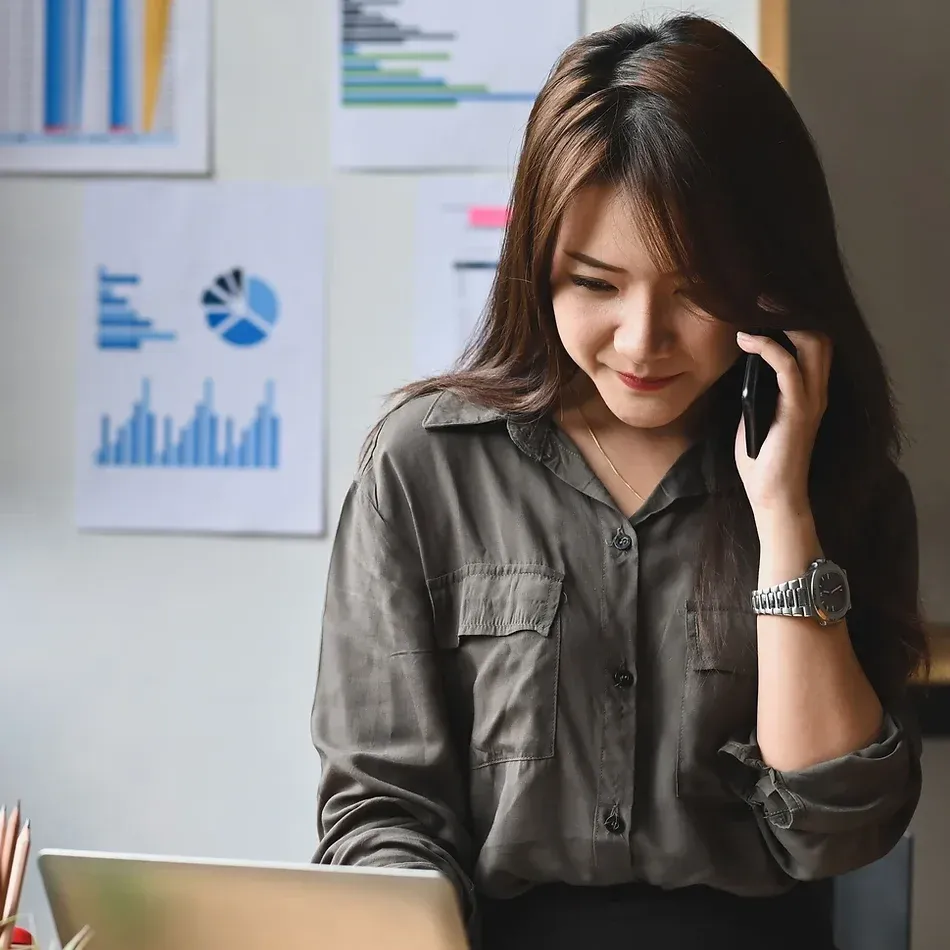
[
  {"xmin": 604, "ymin": 811, "xmax": 625, "ymax": 835},
  {"xmin": 612, "ymin": 530, "xmax": 632, "ymax": 552},
  {"xmin": 613, "ymin": 667, "xmax": 634, "ymax": 689}
]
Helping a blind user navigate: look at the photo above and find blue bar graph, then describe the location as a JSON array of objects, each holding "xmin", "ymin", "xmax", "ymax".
[
  {"xmin": 96, "ymin": 379, "xmax": 281, "ymax": 471},
  {"xmin": 44, "ymin": 0, "xmax": 71, "ymax": 129},
  {"xmin": 42, "ymin": 0, "xmax": 88, "ymax": 130},
  {"xmin": 1, "ymin": 0, "xmax": 181, "ymax": 147},
  {"xmin": 96, "ymin": 267, "xmax": 177, "ymax": 350},
  {"xmin": 110, "ymin": 0, "xmax": 130, "ymax": 130}
]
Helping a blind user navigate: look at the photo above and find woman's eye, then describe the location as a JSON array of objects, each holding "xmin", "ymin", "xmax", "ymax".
[{"xmin": 570, "ymin": 275, "xmax": 615, "ymax": 293}]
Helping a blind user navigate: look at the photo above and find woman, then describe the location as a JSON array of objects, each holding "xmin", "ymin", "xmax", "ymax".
[{"xmin": 311, "ymin": 15, "xmax": 926, "ymax": 950}]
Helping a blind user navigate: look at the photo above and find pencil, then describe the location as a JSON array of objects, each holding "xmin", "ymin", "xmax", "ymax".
[
  {"xmin": 0, "ymin": 803, "xmax": 18, "ymax": 911},
  {"xmin": 0, "ymin": 821, "xmax": 30, "ymax": 950}
]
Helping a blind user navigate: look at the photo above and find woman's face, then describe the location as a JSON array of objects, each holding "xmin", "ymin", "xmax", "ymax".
[{"xmin": 550, "ymin": 184, "xmax": 741, "ymax": 430}]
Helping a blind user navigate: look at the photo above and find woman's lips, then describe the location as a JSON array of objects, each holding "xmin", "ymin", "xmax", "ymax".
[{"xmin": 616, "ymin": 371, "xmax": 682, "ymax": 392}]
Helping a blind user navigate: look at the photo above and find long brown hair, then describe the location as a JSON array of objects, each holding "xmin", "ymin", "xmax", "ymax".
[{"xmin": 392, "ymin": 16, "xmax": 928, "ymax": 698}]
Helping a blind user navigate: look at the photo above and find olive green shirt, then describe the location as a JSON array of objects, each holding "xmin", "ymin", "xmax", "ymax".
[{"xmin": 311, "ymin": 390, "xmax": 920, "ymax": 919}]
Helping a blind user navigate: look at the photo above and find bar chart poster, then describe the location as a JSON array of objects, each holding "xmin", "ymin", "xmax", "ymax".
[
  {"xmin": 0, "ymin": 0, "xmax": 210, "ymax": 174},
  {"xmin": 414, "ymin": 177, "xmax": 511, "ymax": 376},
  {"xmin": 77, "ymin": 182, "xmax": 327, "ymax": 536},
  {"xmin": 334, "ymin": 0, "xmax": 581, "ymax": 169}
]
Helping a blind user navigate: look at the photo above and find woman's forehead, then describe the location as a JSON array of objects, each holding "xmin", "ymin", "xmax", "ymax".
[{"xmin": 556, "ymin": 184, "xmax": 681, "ymax": 275}]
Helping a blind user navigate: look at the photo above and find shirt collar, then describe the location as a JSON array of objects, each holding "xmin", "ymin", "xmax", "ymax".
[
  {"xmin": 422, "ymin": 390, "xmax": 508, "ymax": 428},
  {"xmin": 422, "ymin": 389, "xmax": 717, "ymax": 506},
  {"xmin": 422, "ymin": 390, "xmax": 550, "ymax": 461}
]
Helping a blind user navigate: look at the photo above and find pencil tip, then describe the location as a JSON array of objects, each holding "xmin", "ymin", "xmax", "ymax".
[{"xmin": 22, "ymin": 820, "xmax": 30, "ymax": 831}]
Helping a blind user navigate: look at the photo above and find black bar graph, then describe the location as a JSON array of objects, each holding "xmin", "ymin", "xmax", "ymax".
[{"xmin": 342, "ymin": 0, "xmax": 457, "ymax": 45}]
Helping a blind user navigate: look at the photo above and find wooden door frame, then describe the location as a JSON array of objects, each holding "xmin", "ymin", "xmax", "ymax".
[{"xmin": 759, "ymin": 0, "xmax": 790, "ymax": 88}]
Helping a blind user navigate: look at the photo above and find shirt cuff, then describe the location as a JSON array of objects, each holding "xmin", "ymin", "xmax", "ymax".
[{"xmin": 719, "ymin": 712, "xmax": 910, "ymax": 833}]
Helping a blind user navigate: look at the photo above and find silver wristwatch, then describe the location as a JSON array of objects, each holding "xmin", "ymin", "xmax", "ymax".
[{"xmin": 751, "ymin": 558, "xmax": 851, "ymax": 626}]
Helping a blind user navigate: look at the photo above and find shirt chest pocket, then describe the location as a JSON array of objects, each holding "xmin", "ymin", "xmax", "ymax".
[
  {"xmin": 428, "ymin": 564, "xmax": 563, "ymax": 769},
  {"xmin": 676, "ymin": 604, "xmax": 759, "ymax": 801}
]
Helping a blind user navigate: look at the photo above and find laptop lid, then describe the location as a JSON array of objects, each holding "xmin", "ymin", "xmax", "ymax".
[{"xmin": 38, "ymin": 849, "xmax": 468, "ymax": 950}]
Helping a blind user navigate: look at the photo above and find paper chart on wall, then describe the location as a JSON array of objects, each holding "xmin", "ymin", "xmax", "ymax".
[
  {"xmin": 77, "ymin": 182, "xmax": 326, "ymax": 536},
  {"xmin": 0, "ymin": 0, "xmax": 210, "ymax": 174},
  {"xmin": 334, "ymin": 0, "xmax": 582, "ymax": 169},
  {"xmin": 414, "ymin": 176, "xmax": 512, "ymax": 378}
]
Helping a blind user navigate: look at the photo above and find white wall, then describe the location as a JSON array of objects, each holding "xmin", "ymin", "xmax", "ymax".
[{"xmin": 1, "ymin": 1, "xmax": 946, "ymax": 948}]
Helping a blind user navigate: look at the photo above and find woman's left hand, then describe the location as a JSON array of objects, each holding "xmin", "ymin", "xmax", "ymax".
[{"xmin": 734, "ymin": 329, "xmax": 833, "ymax": 519}]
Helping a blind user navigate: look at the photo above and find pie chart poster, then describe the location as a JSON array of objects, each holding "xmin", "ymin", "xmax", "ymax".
[{"xmin": 77, "ymin": 182, "xmax": 326, "ymax": 536}]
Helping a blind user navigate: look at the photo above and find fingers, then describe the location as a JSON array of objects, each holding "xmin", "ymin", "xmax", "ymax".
[
  {"xmin": 784, "ymin": 330, "xmax": 832, "ymax": 412},
  {"xmin": 737, "ymin": 330, "xmax": 831, "ymax": 421},
  {"xmin": 736, "ymin": 331, "xmax": 805, "ymax": 412}
]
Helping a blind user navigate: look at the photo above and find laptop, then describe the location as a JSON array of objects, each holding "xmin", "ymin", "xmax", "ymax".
[{"xmin": 38, "ymin": 849, "xmax": 469, "ymax": 950}]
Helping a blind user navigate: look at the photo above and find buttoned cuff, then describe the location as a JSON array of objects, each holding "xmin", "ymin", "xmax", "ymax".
[{"xmin": 719, "ymin": 713, "xmax": 909, "ymax": 832}]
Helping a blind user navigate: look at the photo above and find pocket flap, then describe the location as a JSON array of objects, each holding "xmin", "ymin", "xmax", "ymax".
[
  {"xmin": 686, "ymin": 604, "xmax": 758, "ymax": 673},
  {"xmin": 429, "ymin": 564, "xmax": 564, "ymax": 646}
]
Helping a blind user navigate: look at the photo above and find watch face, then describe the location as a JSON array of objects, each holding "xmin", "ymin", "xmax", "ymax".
[{"xmin": 811, "ymin": 561, "xmax": 850, "ymax": 622}]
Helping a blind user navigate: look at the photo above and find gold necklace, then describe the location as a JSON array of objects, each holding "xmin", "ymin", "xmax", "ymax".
[{"xmin": 576, "ymin": 405, "xmax": 645, "ymax": 503}]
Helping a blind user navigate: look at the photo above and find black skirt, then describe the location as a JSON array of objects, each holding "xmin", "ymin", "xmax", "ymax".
[{"xmin": 477, "ymin": 880, "xmax": 837, "ymax": 950}]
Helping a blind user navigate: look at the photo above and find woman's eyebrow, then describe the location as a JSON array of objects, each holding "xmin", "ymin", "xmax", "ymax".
[
  {"xmin": 563, "ymin": 249, "xmax": 686, "ymax": 281},
  {"xmin": 563, "ymin": 250, "xmax": 626, "ymax": 273}
]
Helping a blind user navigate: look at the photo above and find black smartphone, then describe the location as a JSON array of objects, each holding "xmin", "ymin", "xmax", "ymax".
[{"xmin": 740, "ymin": 329, "xmax": 797, "ymax": 459}]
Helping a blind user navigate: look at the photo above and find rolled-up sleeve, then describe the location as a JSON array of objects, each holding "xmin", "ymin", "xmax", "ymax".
[
  {"xmin": 721, "ymin": 464, "xmax": 924, "ymax": 879},
  {"xmin": 311, "ymin": 469, "xmax": 476, "ymax": 917},
  {"xmin": 720, "ymin": 704, "xmax": 921, "ymax": 878}
]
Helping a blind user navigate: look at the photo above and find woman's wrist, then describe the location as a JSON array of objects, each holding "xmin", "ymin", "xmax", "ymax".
[{"xmin": 754, "ymin": 506, "xmax": 823, "ymax": 589}]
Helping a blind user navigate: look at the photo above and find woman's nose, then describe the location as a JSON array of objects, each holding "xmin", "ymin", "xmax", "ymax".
[{"xmin": 612, "ymin": 299, "xmax": 673, "ymax": 364}]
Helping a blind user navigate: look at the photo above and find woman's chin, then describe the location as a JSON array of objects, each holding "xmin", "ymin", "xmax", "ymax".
[{"xmin": 599, "ymin": 390, "xmax": 692, "ymax": 431}]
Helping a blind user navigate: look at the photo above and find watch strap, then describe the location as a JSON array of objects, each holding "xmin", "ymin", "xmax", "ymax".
[{"xmin": 750, "ymin": 574, "xmax": 813, "ymax": 617}]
